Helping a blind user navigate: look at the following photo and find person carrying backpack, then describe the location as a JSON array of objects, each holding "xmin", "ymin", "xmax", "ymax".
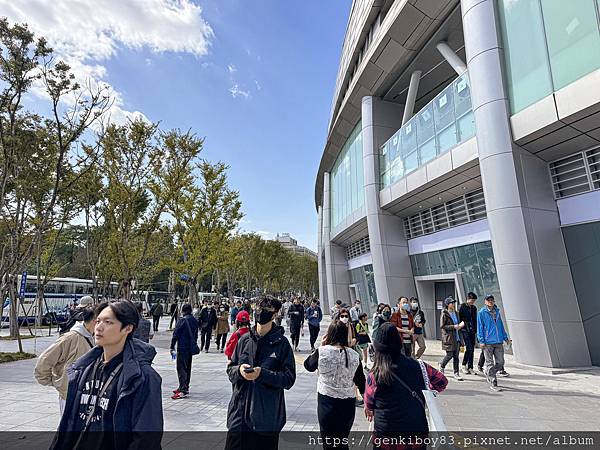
[
  {"xmin": 150, "ymin": 301, "xmax": 163, "ymax": 332},
  {"xmin": 35, "ymin": 306, "xmax": 96, "ymax": 413},
  {"xmin": 170, "ymin": 304, "xmax": 199, "ymax": 399},
  {"xmin": 224, "ymin": 310, "xmax": 250, "ymax": 360}
]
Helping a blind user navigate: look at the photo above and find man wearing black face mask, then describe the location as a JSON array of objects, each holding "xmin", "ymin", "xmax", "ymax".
[
  {"xmin": 225, "ymin": 295, "xmax": 296, "ymax": 450},
  {"xmin": 287, "ymin": 297, "xmax": 304, "ymax": 352}
]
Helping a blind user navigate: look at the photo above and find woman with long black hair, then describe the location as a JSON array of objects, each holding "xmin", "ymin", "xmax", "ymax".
[
  {"xmin": 304, "ymin": 320, "xmax": 366, "ymax": 450},
  {"xmin": 364, "ymin": 322, "xmax": 447, "ymax": 449}
]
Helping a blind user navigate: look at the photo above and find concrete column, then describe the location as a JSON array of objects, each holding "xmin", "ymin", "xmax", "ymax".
[
  {"xmin": 322, "ymin": 172, "xmax": 351, "ymax": 308},
  {"xmin": 402, "ymin": 70, "xmax": 422, "ymax": 126},
  {"xmin": 436, "ymin": 41, "xmax": 467, "ymax": 75},
  {"xmin": 461, "ymin": 0, "xmax": 590, "ymax": 367},
  {"xmin": 362, "ymin": 96, "xmax": 416, "ymax": 306},
  {"xmin": 317, "ymin": 205, "xmax": 329, "ymax": 312}
]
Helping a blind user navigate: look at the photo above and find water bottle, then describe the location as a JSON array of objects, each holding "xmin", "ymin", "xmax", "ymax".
[{"xmin": 171, "ymin": 350, "xmax": 176, "ymax": 360}]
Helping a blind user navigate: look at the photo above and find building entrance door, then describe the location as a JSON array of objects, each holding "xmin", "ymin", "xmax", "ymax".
[
  {"xmin": 434, "ymin": 281, "xmax": 456, "ymax": 340},
  {"xmin": 348, "ymin": 285, "xmax": 358, "ymax": 305}
]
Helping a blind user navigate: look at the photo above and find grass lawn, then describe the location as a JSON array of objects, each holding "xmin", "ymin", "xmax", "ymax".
[{"xmin": 0, "ymin": 352, "xmax": 37, "ymax": 363}]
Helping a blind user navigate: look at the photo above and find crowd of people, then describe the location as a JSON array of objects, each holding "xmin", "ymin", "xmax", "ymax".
[{"xmin": 32, "ymin": 290, "xmax": 511, "ymax": 449}]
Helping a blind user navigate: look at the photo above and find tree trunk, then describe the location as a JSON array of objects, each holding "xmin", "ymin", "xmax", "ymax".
[{"xmin": 188, "ymin": 280, "xmax": 198, "ymax": 305}]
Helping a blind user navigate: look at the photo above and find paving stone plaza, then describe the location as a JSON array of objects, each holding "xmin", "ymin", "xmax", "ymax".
[{"xmin": 1, "ymin": 317, "xmax": 599, "ymax": 434}]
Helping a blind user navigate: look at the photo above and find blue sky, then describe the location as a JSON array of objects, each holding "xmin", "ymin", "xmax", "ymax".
[{"xmin": 2, "ymin": 0, "xmax": 351, "ymax": 251}]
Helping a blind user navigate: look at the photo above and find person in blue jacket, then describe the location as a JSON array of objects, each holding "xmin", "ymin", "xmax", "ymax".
[
  {"xmin": 51, "ymin": 301, "xmax": 163, "ymax": 450},
  {"xmin": 305, "ymin": 299, "xmax": 323, "ymax": 352},
  {"xmin": 477, "ymin": 294, "xmax": 510, "ymax": 392}
]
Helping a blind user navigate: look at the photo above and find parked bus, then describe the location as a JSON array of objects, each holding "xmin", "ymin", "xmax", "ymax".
[{"xmin": 1, "ymin": 275, "xmax": 118, "ymax": 327}]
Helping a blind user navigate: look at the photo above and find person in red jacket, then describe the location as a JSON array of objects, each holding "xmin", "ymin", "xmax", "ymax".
[{"xmin": 224, "ymin": 310, "xmax": 250, "ymax": 360}]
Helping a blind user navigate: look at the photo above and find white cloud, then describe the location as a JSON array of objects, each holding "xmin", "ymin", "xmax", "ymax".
[
  {"xmin": 229, "ymin": 84, "xmax": 250, "ymax": 99},
  {"xmin": 254, "ymin": 80, "xmax": 262, "ymax": 91},
  {"xmin": 0, "ymin": 0, "xmax": 214, "ymax": 124},
  {"xmin": 256, "ymin": 230, "xmax": 273, "ymax": 239},
  {"xmin": 227, "ymin": 64, "xmax": 237, "ymax": 74}
]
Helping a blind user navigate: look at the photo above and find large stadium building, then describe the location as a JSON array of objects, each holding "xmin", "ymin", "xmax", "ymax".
[{"xmin": 315, "ymin": 0, "xmax": 600, "ymax": 368}]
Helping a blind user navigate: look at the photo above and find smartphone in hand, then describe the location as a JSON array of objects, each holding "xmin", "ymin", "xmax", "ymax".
[{"xmin": 243, "ymin": 367, "xmax": 255, "ymax": 373}]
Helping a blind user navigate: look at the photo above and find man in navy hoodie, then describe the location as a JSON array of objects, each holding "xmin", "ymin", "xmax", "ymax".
[
  {"xmin": 51, "ymin": 300, "xmax": 163, "ymax": 450},
  {"xmin": 477, "ymin": 294, "xmax": 510, "ymax": 392},
  {"xmin": 171, "ymin": 303, "xmax": 199, "ymax": 399}
]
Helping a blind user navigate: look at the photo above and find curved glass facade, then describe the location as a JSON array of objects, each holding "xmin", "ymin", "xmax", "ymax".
[
  {"xmin": 498, "ymin": 0, "xmax": 600, "ymax": 114},
  {"xmin": 330, "ymin": 122, "xmax": 364, "ymax": 229},
  {"xmin": 380, "ymin": 72, "xmax": 474, "ymax": 189}
]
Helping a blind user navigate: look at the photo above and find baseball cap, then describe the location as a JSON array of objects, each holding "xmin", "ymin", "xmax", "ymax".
[
  {"xmin": 444, "ymin": 297, "xmax": 457, "ymax": 306},
  {"xmin": 484, "ymin": 294, "xmax": 495, "ymax": 301},
  {"xmin": 236, "ymin": 310, "xmax": 250, "ymax": 323}
]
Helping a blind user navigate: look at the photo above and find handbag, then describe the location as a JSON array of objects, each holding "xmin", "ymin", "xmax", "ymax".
[
  {"xmin": 184, "ymin": 318, "xmax": 200, "ymax": 355},
  {"xmin": 417, "ymin": 359, "xmax": 446, "ymax": 431}
]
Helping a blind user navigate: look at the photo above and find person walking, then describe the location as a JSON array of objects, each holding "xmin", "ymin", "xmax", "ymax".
[
  {"xmin": 390, "ymin": 297, "xmax": 414, "ymax": 357},
  {"xmin": 364, "ymin": 323, "xmax": 447, "ymax": 445},
  {"xmin": 170, "ymin": 304, "xmax": 199, "ymax": 399},
  {"xmin": 225, "ymin": 296, "xmax": 296, "ymax": 450},
  {"xmin": 35, "ymin": 306, "xmax": 96, "ymax": 413},
  {"xmin": 168, "ymin": 300, "xmax": 179, "ymax": 330},
  {"xmin": 459, "ymin": 292, "xmax": 478, "ymax": 374},
  {"xmin": 305, "ymin": 299, "xmax": 323, "ymax": 352},
  {"xmin": 150, "ymin": 301, "xmax": 163, "ymax": 332},
  {"xmin": 439, "ymin": 297, "xmax": 465, "ymax": 381},
  {"xmin": 330, "ymin": 299, "xmax": 343, "ymax": 320},
  {"xmin": 224, "ymin": 310, "xmax": 251, "ymax": 360},
  {"xmin": 50, "ymin": 301, "xmax": 163, "ymax": 450},
  {"xmin": 410, "ymin": 297, "xmax": 426, "ymax": 359},
  {"xmin": 371, "ymin": 303, "xmax": 390, "ymax": 341},
  {"xmin": 133, "ymin": 303, "xmax": 154, "ymax": 343},
  {"xmin": 287, "ymin": 297, "xmax": 304, "ymax": 351},
  {"xmin": 477, "ymin": 294, "xmax": 510, "ymax": 392},
  {"xmin": 355, "ymin": 313, "xmax": 371, "ymax": 370},
  {"xmin": 230, "ymin": 300, "xmax": 242, "ymax": 329},
  {"xmin": 349, "ymin": 300, "xmax": 361, "ymax": 326},
  {"xmin": 303, "ymin": 320, "xmax": 366, "ymax": 450},
  {"xmin": 215, "ymin": 303, "xmax": 230, "ymax": 353},
  {"xmin": 198, "ymin": 301, "xmax": 218, "ymax": 353}
]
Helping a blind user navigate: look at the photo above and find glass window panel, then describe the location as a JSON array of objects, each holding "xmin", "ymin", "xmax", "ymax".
[
  {"xmin": 416, "ymin": 104, "xmax": 435, "ymax": 145},
  {"xmin": 437, "ymin": 123, "xmax": 458, "ymax": 154},
  {"xmin": 419, "ymin": 138, "xmax": 437, "ymax": 165},
  {"xmin": 414, "ymin": 253, "xmax": 429, "ymax": 276},
  {"xmin": 453, "ymin": 73, "xmax": 472, "ymax": 118},
  {"xmin": 439, "ymin": 248, "xmax": 458, "ymax": 273},
  {"xmin": 475, "ymin": 241, "xmax": 501, "ymax": 299},
  {"xmin": 390, "ymin": 157, "xmax": 405, "ymax": 183},
  {"xmin": 541, "ymin": 0, "xmax": 600, "ymax": 90},
  {"xmin": 433, "ymin": 85, "xmax": 455, "ymax": 132},
  {"xmin": 455, "ymin": 244, "xmax": 484, "ymax": 297},
  {"xmin": 389, "ymin": 132, "xmax": 401, "ymax": 163},
  {"xmin": 457, "ymin": 111, "xmax": 476, "ymax": 142},
  {"xmin": 401, "ymin": 119, "xmax": 418, "ymax": 157},
  {"xmin": 403, "ymin": 150, "xmax": 419, "ymax": 174},
  {"xmin": 427, "ymin": 251, "xmax": 443, "ymax": 275},
  {"xmin": 498, "ymin": 0, "xmax": 553, "ymax": 113}
]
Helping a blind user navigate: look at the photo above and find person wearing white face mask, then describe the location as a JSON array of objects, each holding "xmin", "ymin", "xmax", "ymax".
[
  {"xmin": 410, "ymin": 297, "xmax": 426, "ymax": 359},
  {"xmin": 215, "ymin": 304, "xmax": 230, "ymax": 353}
]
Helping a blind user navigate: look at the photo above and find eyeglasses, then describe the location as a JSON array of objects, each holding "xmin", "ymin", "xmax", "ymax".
[{"xmin": 340, "ymin": 315, "xmax": 349, "ymax": 318}]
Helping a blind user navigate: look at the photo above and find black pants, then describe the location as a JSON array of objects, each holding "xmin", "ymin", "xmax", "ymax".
[
  {"xmin": 290, "ymin": 324, "xmax": 301, "ymax": 348},
  {"xmin": 200, "ymin": 328, "xmax": 212, "ymax": 351},
  {"xmin": 401, "ymin": 342, "xmax": 413, "ymax": 358},
  {"xmin": 308, "ymin": 324, "xmax": 320, "ymax": 349},
  {"xmin": 169, "ymin": 314, "xmax": 178, "ymax": 329},
  {"xmin": 462, "ymin": 331, "xmax": 476, "ymax": 369},
  {"xmin": 440, "ymin": 346, "xmax": 460, "ymax": 374},
  {"xmin": 317, "ymin": 393, "xmax": 355, "ymax": 450},
  {"xmin": 478, "ymin": 350, "xmax": 485, "ymax": 369},
  {"xmin": 225, "ymin": 424, "xmax": 279, "ymax": 450},
  {"xmin": 216, "ymin": 333, "xmax": 228, "ymax": 350},
  {"xmin": 176, "ymin": 351, "xmax": 192, "ymax": 393},
  {"xmin": 152, "ymin": 315, "xmax": 160, "ymax": 332}
]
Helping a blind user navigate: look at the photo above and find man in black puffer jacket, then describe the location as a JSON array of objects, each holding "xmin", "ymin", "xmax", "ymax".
[{"xmin": 225, "ymin": 295, "xmax": 296, "ymax": 450}]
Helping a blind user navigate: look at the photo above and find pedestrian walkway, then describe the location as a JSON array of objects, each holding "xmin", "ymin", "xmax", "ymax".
[{"xmin": 0, "ymin": 316, "xmax": 598, "ymax": 432}]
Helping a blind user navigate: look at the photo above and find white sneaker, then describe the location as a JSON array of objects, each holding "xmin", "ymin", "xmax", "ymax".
[{"xmin": 453, "ymin": 373, "xmax": 463, "ymax": 381}]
